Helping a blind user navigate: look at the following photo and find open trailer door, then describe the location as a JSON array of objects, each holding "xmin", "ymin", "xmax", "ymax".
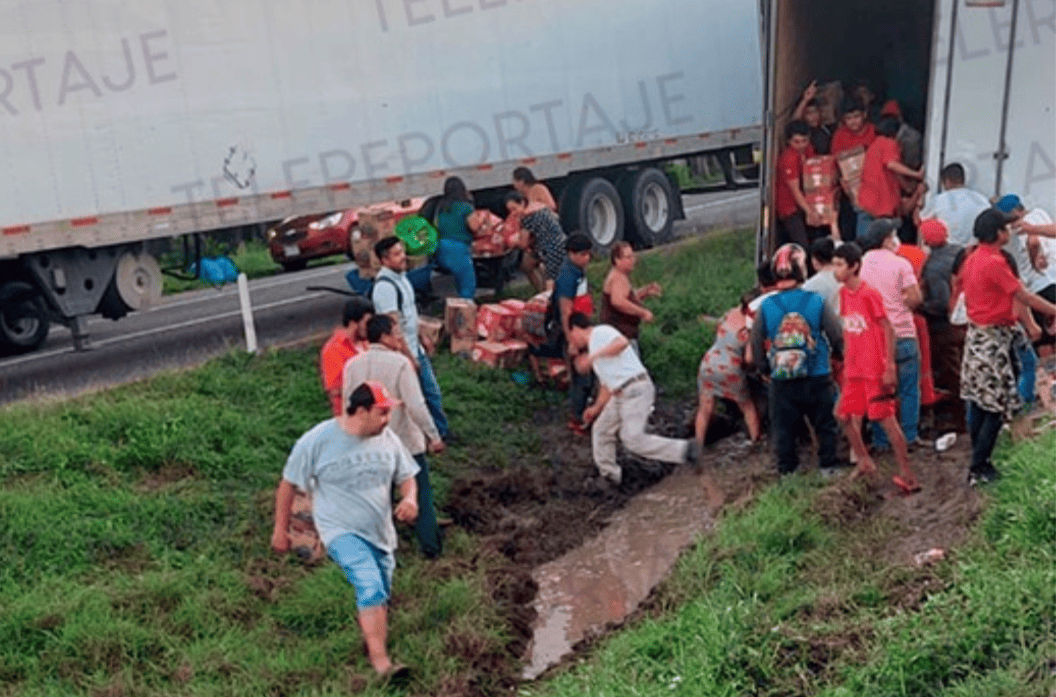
[
  {"xmin": 757, "ymin": 0, "xmax": 939, "ymax": 260},
  {"xmin": 925, "ymin": 0, "xmax": 1056, "ymax": 212}
]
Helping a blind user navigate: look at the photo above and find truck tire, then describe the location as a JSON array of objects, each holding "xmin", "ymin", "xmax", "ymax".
[
  {"xmin": 560, "ymin": 177, "xmax": 624, "ymax": 255},
  {"xmin": 0, "ymin": 280, "xmax": 50, "ymax": 354},
  {"xmin": 619, "ymin": 168, "xmax": 675, "ymax": 247}
]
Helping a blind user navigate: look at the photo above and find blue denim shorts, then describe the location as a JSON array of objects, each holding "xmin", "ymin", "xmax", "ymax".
[{"xmin": 327, "ymin": 533, "xmax": 394, "ymax": 609}]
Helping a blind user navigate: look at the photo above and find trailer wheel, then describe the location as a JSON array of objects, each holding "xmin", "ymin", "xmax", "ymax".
[
  {"xmin": 560, "ymin": 177, "xmax": 624, "ymax": 254},
  {"xmin": 0, "ymin": 280, "xmax": 50, "ymax": 354},
  {"xmin": 619, "ymin": 168, "xmax": 675, "ymax": 247}
]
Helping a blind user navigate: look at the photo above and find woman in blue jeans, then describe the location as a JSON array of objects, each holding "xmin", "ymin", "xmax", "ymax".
[{"xmin": 433, "ymin": 177, "xmax": 476, "ymax": 299}]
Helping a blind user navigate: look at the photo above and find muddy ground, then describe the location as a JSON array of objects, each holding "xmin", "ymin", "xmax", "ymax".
[{"xmin": 438, "ymin": 389, "xmax": 1000, "ymax": 695}]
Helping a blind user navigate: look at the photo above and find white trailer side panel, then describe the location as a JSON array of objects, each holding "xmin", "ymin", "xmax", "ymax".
[
  {"xmin": 925, "ymin": 0, "xmax": 1055, "ymax": 216},
  {"xmin": 0, "ymin": 0, "xmax": 763, "ymax": 237}
]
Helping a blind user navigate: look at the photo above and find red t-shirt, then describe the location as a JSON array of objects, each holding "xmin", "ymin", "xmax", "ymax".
[
  {"xmin": 830, "ymin": 122, "xmax": 876, "ymax": 157},
  {"xmin": 896, "ymin": 244, "xmax": 927, "ymax": 279},
  {"xmin": 839, "ymin": 281, "xmax": 889, "ymax": 379},
  {"xmin": 960, "ymin": 244, "xmax": 1021, "ymax": 326},
  {"xmin": 858, "ymin": 136, "xmax": 902, "ymax": 218},
  {"xmin": 319, "ymin": 327, "xmax": 363, "ymax": 416},
  {"xmin": 774, "ymin": 144, "xmax": 815, "ymax": 219}
]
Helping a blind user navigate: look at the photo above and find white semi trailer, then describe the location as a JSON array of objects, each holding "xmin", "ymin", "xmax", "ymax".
[
  {"xmin": 0, "ymin": 0, "xmax": 764, "ymax": 353},
  {"xmin": 758, "ymin": 0, "xmax": 1055, "ymax": 255}
]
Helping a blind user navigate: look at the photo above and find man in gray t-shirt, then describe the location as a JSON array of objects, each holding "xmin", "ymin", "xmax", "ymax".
[
  {"xmin": 272, "ymin": 381, "xmax": 419, "ymax": 678},
  {"xmin": 569, "ymin": 313, "xmax": 697, "ymax": 484}
]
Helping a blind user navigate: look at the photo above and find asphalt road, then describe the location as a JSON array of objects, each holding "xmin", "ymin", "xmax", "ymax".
[{"xmin": 0, "ymin": 188, "xmax": 759, "ymax": 406}]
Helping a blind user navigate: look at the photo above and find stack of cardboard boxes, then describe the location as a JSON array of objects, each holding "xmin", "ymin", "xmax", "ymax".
[
  {"xmin": 352, "ymin": 209, "xmax": 428, "ymax": 278},
  {"xmin": 803, "ymin": 155, "xmax": 838, "ymax": 224}
]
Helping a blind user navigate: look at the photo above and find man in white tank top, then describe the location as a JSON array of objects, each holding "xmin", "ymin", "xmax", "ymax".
[{"xmin": 568, "ymin": 312, "xmax": 699, "ymax": 485}]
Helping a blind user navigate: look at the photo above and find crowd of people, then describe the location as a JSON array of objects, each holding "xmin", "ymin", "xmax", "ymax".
[{"xmin": 267, "ymin": 148, "xmax": 1055, "ymax": 679}]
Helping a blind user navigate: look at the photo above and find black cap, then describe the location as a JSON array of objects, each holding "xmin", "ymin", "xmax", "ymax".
[{"xmin": 973, "ymin": 208, "xmax": 1015, "ymax": 243}]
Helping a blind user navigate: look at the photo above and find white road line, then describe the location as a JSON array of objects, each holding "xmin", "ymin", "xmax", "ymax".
[
  {"xmin": 684, "ymin": 192, "xmax": 757, "ymax": 213},
  {"xmin": 0, "ymin": 292, "xmax": 327, "ymax": 366}
]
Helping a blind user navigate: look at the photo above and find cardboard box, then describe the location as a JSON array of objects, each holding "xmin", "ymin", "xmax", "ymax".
[
  {"xmin": 520, "ymin": 292, "xmax": 551, "ymax": 342},
  {"xmin": 350, "ymin": 228, "xmax": 382, "ymax": 279},
  {"xmin": 500, "ymin": 299, "xmax": 526, "ymax": 315},
  {"xmin": 836, "ymin": 146, "xmax": 866, "ymax": 181},
  {"xmin": 444, "ymin": 298, "xmax": 477, "ymax": 355},
  {"xmin": 471, "ymin": 340, "xmax": 529, "ymax": 369},
  {"xmin": 477, "ymin": 303, "xmax": 517, "ymax": 341},
  {"xmin": 817, "ymin": 80, "xmax": 843, "ymax": 125},
  {"xmin": 546, "ymin": 357, "xmax": 569, "ymax": 390},
  {"xmin": 803, "ymin": 156, "xmax": 837, "ymax": 192},
  {"xmin": 471, "ymin": 231, "xmax": 507, "ymax": 257},
  {"xmin": 419, "ymin": 316, "xmax": 443, "ymax": 349},
  {"xmin": 806, "ymin": 189, "xmax": 837, "ymax": 223}
]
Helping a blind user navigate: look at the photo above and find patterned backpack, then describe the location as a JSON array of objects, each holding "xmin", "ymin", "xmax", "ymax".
[{"xmin": 766, "ymin": 293, "xmax": 817, "ymax": 380}]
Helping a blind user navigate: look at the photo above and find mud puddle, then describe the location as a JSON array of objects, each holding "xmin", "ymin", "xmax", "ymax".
[{"xmin": 522, "ymin": 465, "xmax": 724, "ymax": 678}]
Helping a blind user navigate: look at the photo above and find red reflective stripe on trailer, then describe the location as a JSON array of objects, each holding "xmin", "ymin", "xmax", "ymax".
[
  {"xmin": 71, "ymin": 217, "xmax": 99, "ymax": 227},
  {"xmin": 330, "ymin": 182, "xmax": 352, "ymax": 191},
  {"xmin": 699, "ymin": 133, "xmax": 711, "ymax": 139},
  {"xmin": 148, "ymin": 207, "xmax": 172, "ymax": 215},
  {"xmin": 3, "ymin": 225, "xmax": 30, "ymax": 235},
  {"xmin": 476, "ymin": 164, "xmax": 493, "ymax": 171},
  {"xmin": 635, "ymin": 142, "xmax": 648, "ymax": 149},
  {"xmin": 664, "ymin": 138, "xmax": 678, "ymax": 145},
  {"xmin": 271, "ymin": 191, "xmax": 292, "ymax": 199},
  {"xmin": 520, "ymin": 157, "xmax": 537, "ymax": 164},
  {"xmin": 557, "ymin": 153, "xmax": 572, "ymax": 160},
  {"xmin": 428, "ymin": 170, "xmax": 447, "ymax": 178},
  {"xmin": 216, "ymin": 198, "xmax": 239, "ymax": 207},
  {"xmin": 384, "ymin": 176, "xmax": 404, "ymax": 184}
]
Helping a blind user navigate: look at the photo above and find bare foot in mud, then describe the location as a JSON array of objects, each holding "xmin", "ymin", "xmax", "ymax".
[{"xmin": 850, "ymin": 463, "xmax": 877, "ymax": 480}]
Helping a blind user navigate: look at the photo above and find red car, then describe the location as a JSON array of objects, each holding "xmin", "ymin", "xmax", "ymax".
[{"xmin": 267, "ymin": 198, "xmax": 424, "ymax": 272}]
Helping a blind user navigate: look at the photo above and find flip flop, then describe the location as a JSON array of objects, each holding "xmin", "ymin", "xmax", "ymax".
[{"xmin": 892, "ymin": 475, "xmax": 921, "ymax": 495}]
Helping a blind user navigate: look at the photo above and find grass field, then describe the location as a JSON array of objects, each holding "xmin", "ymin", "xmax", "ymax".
[{"xmin": 2, "ymin": 229, "xmax": 1052, "ymax": 696}]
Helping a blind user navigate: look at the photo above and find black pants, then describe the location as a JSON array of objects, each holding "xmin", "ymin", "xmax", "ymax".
[
  {"xmin": 769, "ymin": 375, "xmax": 839, "ymax": 473},
  {"xmin": 1031, "ymin": 284, "xmax": 1056, "ymax": 350},
  {"xmin": 778, "ymin": 211, "xmax": 829, "ymax": 249},
  {"xmin": 966, "ymin": 402, "xmax": 1004, "ymax": 474}
]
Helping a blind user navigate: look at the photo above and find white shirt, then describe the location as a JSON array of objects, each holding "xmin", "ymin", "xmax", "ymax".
[
  {"xmin": 803, "ymin": 268, "xmax": 840, "ymax": 317},
  {"xmin": 924, "ymin": 187, "xmax": 991, "ymax": 248},
  {"xmin": 372, "ymin": 266, "xmax": 420, "ymax": 355},
  {"xmin": 589, "ymin": 324, "xmax": 647, "ymax": 391},
  {"xmin": 1024, "ymin": 208, "xmax": 1056, "ymax": 291}
]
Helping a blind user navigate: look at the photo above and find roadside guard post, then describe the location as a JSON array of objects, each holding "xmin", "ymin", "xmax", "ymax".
[{"xmin": 237, "ymin": 272, "xmax": 259, "ymax": 354}]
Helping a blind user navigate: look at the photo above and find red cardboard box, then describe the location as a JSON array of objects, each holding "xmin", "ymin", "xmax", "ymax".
[
  {"xmin": 836, "ymin": 146, "xmax": 866, "ymax": 181},
  {"xmin": 476, "ymin": 304, "xmax": 517, "ymax": 341},
  {"xmin": 500, "ymin": 299, "xmax": 526, "ymax": 315},
  {"xmin": 520, "ymin": 292, "xmax": 551, "ymax": 342},
  {"xmin": 471, "ymin": 231, "xmax": 507, "ymax": 257},
  {"xmin": 803, "ymin": 156, "xmax": 837, "ymax": 192},
  {"xmin": 501, "ymin": 339, "xmax": 528, "ymax": 367},
  {"xmin": 445, "ymin": 298, "xmax": 477, "ymax": 355},
  {"xmin": 806, "ymin": 189, "xmax": 837, "ymax": 223}
]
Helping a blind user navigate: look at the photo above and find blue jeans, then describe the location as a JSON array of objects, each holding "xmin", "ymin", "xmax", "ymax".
[
  {"xmin": 417, "ymin": 348, "xmax": 449, "ymax": 438},
  {"xmin": 1013, "ymin": 334, "xmax": 1037, "ymax": 405},
  {"xmin": 873, "ymin": 338, "xmax": 920, "ymax": 448},
  {"xmin": 412, "ymin": 454, "xmax": 442, "ymax": 559},
  {"xmin": 855, "ymin": 210, "xmax": 873, "ymax": 240},
  {"xmin": 435, "ymin": 238, "xmax": 476, "ymax": 299},
  {"xmin": 965, "ymin": 401, "xmax": 1004, "ymax": 473}
]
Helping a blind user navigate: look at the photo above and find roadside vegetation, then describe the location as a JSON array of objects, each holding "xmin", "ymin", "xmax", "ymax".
[
  {"xmin": 2, "ymin": 229, "xmax": 1052, "ymax": 696},
  {"xmin": 160, "ymin": 240, "xmax": 346, "ymax": 295}
]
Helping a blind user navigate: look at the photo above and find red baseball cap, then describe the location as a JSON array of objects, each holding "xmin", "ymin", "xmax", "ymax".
[{"xmin": 364, "ymin": 380, "xmax": 400, "ymax": 409}]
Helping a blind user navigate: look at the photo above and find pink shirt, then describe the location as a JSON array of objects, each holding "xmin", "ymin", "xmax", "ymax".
[{"xmin": 860, "ymin": 248, "xmax": 919, "ymax": 340}]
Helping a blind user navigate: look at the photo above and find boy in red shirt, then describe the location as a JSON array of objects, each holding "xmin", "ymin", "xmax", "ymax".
[
  {"xmin": 857, "ymin": 117, "xmax": 924, "ymax": 238},
  {"xmin": 319, "ymin": 297, "xmax": 374, "ymax": 416},
  {"xmin": 832, "ymin": 242, "xmax": 920, "ymax": 493},
  {"xmin": 774, "ymin": 120, "xmax": 822, "ymax": 248}
]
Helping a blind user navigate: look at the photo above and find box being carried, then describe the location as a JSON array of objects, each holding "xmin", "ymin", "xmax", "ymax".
[
  {"xmin": 836, "ymin": 146, "xmax": 866, "ymax": 182},
  {"xmin": 520, "ymin": 291, "xmax": 551, "ymax": 344},
  {"xmin": 803, "ymin": 156, "xmax": 836, "ymax": 192},
  {"xmin": 444, "ymin": 298, "xmax": 477, "ymax": 355},
  {"xmin": 806, "ymin": 190, "xmax": 836, "ymax": 223},
  {"xmin": 477, "ymin": 303, "xmax": 517, "ymax": 341}
]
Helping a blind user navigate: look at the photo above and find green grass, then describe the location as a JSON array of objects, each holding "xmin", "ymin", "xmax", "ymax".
[
  {"xmin": 2, "ymin": 227, "xmax": 1052, "ymax": 696},
  {"xmin": 160, "ymin": 241, "xmax": 347, "ymax": 295},
  {"xmin": 523, "ymin": 431, "xmax": 1056, "ymax": 697}
]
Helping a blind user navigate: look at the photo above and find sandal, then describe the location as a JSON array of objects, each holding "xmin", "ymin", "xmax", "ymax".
[{"xmin": 892, "ymin": 475, "xmax": 921, "ymax": 495}]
